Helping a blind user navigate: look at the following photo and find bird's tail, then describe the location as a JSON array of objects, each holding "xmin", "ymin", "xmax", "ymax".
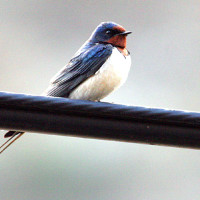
[{"xmin": 0, "ymin": 131, "xmax": 25, "ymax": 154}]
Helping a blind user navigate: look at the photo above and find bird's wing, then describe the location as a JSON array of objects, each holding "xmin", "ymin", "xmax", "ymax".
[{"xmin": 45, "ymin": 44, "xmax": 113, "ymax": 97}]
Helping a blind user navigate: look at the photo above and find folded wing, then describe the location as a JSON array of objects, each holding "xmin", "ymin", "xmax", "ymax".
[{"xmin": 45, "ymin": 44, "xmax": 113, "ymax": 97}]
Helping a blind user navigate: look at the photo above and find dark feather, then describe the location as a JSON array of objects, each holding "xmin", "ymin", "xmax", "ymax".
[
  {"xmin": 45, "ymin": 43, "xmax": 113, "ymax": 97},
  {"xmin": 4, "ymin": 131, "xmax": 23, "ymax": 138}
]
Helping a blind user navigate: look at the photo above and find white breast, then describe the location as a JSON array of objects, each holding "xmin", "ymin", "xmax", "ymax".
[{"xmin": 69, "ymin": 47, "xmax": 131, "ymax": 101}]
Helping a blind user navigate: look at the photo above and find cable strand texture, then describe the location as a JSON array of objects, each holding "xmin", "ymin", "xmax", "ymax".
[{"xmin": 0, "ymin": 92, "xmax": 199, "ymax": 128}]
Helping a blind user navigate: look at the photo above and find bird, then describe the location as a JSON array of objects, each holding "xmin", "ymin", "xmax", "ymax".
[{"xmin": 0, "ymin": 21, "xmax": 132, "ymax": 153}]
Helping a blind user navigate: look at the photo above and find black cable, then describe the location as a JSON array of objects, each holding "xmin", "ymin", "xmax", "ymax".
[{"xmin": 0, "ymin": 91, "xmax": 200, "ymax": 149}]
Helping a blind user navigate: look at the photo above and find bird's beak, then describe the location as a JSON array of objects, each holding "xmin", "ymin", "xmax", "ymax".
[{"xmin": 117, "ymin": 31, "xmax": 132, "ymax": 36}]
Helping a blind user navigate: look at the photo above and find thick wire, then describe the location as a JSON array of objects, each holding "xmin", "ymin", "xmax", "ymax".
[
  {"xmin": 1, "ymin": 91, "xmax": 200, "ymax": 150},
  {"xmin": 0, "ymin": 91, "xmax": 199, "ymax": 128}
]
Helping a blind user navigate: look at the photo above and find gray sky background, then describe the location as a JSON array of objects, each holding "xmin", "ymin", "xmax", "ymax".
[{"xmin": 1, "ymin": 1, "xmax": 200, "ymax": 200}]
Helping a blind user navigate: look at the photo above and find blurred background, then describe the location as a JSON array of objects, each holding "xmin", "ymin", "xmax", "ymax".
[{"xmin": 1, "ymin": 1, "xmax": 200, "ymax": 199}]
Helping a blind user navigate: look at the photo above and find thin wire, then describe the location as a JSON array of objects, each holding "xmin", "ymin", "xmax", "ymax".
[
  {"xmin": 0, "ymin": 134, "xmax": 17, "ymax": 149},
  {"xmin": 0, "ymin": 133, "xmax": 25, "ymax": 154}
]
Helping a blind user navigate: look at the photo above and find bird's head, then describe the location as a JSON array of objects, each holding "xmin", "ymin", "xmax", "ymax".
[{"xmin": 89, "ymin": 22, "xmax": 131, "ymax": 49}]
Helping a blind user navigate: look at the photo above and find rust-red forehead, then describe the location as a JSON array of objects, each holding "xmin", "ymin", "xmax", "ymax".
[{"xmin": 113, "ymin": 25, "xmax": 126, "ymax": 32}]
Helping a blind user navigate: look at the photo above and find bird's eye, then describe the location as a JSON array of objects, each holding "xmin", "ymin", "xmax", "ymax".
[{"xmin": 106, "ymin": 30, "xmax": 112, "ymax": 35}]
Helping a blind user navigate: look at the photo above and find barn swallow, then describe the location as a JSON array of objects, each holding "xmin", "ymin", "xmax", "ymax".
[{"xmin": 0, "ymin": 21, "xmax": 132, "ymax": 153}]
